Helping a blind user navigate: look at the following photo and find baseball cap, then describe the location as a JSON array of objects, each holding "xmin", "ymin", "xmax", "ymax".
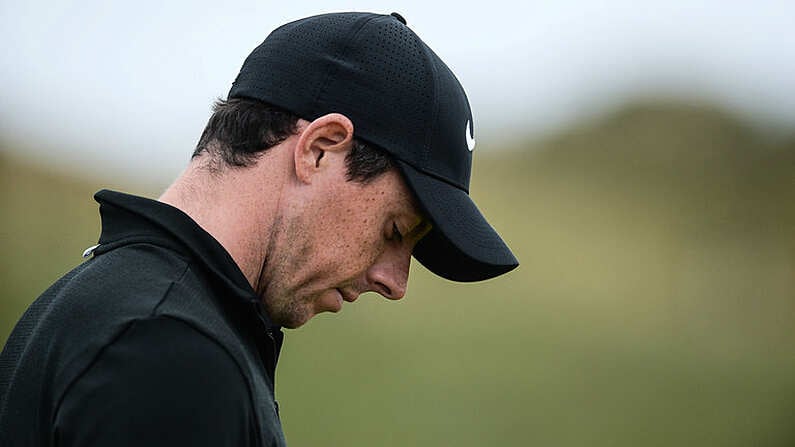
[{"xmin": 229, "ymin": 11, "xmax": 518, "ymax": 282}]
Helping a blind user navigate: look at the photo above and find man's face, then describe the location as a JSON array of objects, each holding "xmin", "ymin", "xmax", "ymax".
[{"xmin": 259, "ymin": 164, "xmax": 430, "ymax": 329}]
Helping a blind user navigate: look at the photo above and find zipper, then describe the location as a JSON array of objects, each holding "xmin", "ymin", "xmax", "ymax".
[
  {"xmin": 252, "ymin": 302, "xmax": 281, "ymax": 417},
  {"xmin": 252, "ymin": 302, "xmax": 278, "ymax": 369}
]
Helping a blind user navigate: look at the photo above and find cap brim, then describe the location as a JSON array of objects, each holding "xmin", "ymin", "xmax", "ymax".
[{"xmin": 395, "ymin": 160, "xmax": 519, "ymax": 282}]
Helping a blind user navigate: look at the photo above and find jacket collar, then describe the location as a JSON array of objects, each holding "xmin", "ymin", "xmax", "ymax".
[{"xmin": 92, "ymin": 189, "xmax": 280, "ymax": 331}]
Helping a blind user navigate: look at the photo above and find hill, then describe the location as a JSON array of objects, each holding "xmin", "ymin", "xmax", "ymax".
[{"xmin": 2, "ymin": 101, "xmax": 794, "ymax": 446}]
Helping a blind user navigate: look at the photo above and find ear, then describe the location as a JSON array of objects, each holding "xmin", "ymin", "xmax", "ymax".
[{"xmin": 293, "ymin": 113, "xmax": 354, "ymax": 184}]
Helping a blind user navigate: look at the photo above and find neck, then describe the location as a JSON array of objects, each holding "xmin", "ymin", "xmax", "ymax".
[{"xmin": 159, "ymin": 153, "xmax": 287, "ymax": 291}]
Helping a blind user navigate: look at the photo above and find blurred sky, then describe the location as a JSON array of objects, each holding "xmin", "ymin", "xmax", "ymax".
[{"xmin": 1, "ymin": 0, "xmax": 794, "ymax": 184}]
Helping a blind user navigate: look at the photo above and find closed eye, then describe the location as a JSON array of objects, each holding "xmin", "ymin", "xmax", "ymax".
[{"xmin": 391, "ymin": 222, "xmax": 403, "ymax": 243}]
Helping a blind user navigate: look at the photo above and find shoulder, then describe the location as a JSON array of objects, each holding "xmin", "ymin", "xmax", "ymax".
[
  {"xmin": 54, "ymin": 316, "xmax": 255, "ymax": 446},
  {"xmin": 86, "ymin": 315, "xmax": 247, "ymax": 389}
]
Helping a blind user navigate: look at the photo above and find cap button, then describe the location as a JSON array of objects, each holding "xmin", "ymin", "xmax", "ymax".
[{"xmin": 390, "ymin": 12, "xmax": 407, "ymax": 25}]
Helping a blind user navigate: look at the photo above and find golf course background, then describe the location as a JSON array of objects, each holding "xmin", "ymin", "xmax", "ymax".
[{"xmin": 2, "ymin": 100, "xmax": 793, "ymax": 446}]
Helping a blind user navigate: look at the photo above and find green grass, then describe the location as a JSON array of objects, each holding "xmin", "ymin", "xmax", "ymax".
[{"xmin": 2, "ymin": 101, "xmax": 794, "ymax": 446}]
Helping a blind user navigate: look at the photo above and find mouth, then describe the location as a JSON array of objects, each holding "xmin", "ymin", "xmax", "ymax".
[{"xmin": 337, "ymin": 288, "xmax": 358, "ymax": 303}]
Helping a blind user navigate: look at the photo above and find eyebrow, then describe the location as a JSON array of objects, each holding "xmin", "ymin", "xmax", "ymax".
[{"xmin": 407, "ymin": 218, "xmax": 433, "ymax": 241}]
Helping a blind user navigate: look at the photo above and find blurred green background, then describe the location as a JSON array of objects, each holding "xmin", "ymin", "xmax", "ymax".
[{"xmin": 2, "ymin": 100, "xmax": 793, "ymax": 446}]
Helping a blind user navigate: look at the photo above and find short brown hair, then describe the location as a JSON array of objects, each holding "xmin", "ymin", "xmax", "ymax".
[{"xmin": 193, "ymin": 98, "xmax": 394, "ymax": 183}]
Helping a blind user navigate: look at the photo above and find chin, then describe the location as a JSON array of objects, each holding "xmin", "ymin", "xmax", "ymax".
[
  {"xmin": 262, "ymin": 298, "xmax": 314, "ymax": 329},
  {"xmin": 280, "ymin": 314, "xmax": 312, "ymax": 329},
  {"xmin": 273, "ymin": 309, "xmax": 313, "ymax": 329}
]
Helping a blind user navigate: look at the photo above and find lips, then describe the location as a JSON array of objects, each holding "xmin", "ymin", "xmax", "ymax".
[{"xmin": 337, "ymin": 288, "xmax": 358, "ymax": 303}]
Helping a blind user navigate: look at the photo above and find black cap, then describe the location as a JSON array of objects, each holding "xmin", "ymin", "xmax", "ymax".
[{"xmin": 229, "ymin": 12, "xmax": 518, "ymax": 282}]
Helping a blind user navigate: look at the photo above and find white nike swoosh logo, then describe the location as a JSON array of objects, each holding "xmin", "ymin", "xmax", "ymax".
[{"xmin": 466, "ymin": 120, "xmax": 476, "ymax": 152}]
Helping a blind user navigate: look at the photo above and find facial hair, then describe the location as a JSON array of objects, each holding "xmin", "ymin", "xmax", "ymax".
[{"xmin": 256, "ymin": 213, "xmax": 316, "ymax": 328}]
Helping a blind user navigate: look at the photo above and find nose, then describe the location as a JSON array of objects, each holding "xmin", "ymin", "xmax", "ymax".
[{"xmin": 365, "ymin": 246, "xmax": 411, "ymax": 300}]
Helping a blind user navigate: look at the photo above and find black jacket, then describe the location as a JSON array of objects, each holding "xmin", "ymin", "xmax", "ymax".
[{"xmin": 0, "ymin": 190, "xmax": 287, "ymax": 446}]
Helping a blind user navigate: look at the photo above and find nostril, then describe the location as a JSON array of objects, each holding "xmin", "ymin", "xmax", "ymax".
[{"xmin": 375, "ymin": 281, "xmax": 393, "ymax": 298}]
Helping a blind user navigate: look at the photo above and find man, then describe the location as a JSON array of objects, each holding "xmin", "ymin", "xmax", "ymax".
[{"xmin": 0, "ymin": 11, "xmax": 517, "ymax": 446}]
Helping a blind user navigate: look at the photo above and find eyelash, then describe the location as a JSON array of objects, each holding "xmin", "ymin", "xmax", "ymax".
[{"xmin": 392, "ymin": 222, "xmax": 403, "ymax": 243}]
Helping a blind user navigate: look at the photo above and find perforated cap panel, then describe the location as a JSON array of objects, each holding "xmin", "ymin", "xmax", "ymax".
[{"xmin": 230, "ymin": 12, "xmax": 472, "ymax": 191}]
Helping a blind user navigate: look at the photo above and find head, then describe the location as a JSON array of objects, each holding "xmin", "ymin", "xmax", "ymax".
[
  {"xmin": 193, "ymin": 98, "xmax": 431, "ymax": 328},
  {"xmin": 186, "ymin": 11, "xmax": 518, "ymax": 328}
]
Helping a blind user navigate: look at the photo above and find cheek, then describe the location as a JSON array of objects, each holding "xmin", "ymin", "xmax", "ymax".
[
  {"xmin": 324, "ymin": 215, "xmax": 384, "ymax": 274},
  {"xmin": 306, "ymin": 185, "xmax": 391, "ymax": 280},
  {"xmin": 329, "ymin": 229, "xmax": 380, "ymax": 270}
]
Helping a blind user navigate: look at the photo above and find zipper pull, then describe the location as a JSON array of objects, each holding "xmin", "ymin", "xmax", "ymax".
[{"xmin": 82, "ymin": 244, "xmax": 101, "ymax": 258}]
